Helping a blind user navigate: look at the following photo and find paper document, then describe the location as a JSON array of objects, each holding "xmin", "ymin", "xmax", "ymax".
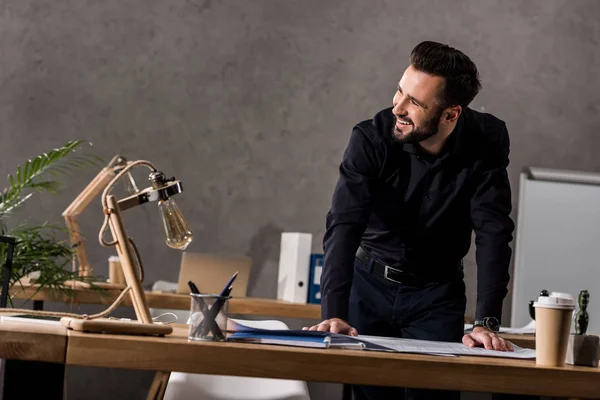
[
  {"xmin": 358, "ymin": 335, "xmax": 536, "ymax": 359},
  {"xmin": 227, "ymin": 319, "xmax": 536, "ymax": 359}
]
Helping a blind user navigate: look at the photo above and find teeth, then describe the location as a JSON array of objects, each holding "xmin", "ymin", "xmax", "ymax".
[{"xmin": 398, "ymin": 120, "xmax": 410, "ymax": 125}]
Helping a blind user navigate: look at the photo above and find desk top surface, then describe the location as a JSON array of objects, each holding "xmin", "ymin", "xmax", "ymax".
[
  {"xmin": 65, "ymin": 325, "xmax": 599, "ymax": 398},
  {"xmin": 0, "ymin": 320, "xmax": 596, "ymax": 397}
]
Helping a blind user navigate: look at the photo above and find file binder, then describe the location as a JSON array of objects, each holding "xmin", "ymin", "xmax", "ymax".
[{"xmin": 307, "ymin": 253, "xmax": 323, "ymax": 304}]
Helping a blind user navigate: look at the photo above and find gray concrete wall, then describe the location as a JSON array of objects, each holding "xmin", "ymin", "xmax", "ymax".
[{"xmin": 0, "ymin": 0, "xmax": 599, "ymax": 399}]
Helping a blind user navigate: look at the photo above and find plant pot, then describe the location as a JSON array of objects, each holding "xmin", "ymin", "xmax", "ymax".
[{"xmin": 565, "ymin": 334, "xmax": 600, "ymax": 367}]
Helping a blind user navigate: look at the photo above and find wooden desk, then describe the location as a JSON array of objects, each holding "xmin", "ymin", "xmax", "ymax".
[
  {"xmin": 63, "ymin": 326, "xmax": 598, "ymax": 398},
  {"xmin": 501, "ymin": 333, "xmax": 535, "ymax": 349},
  {"xmin": 0, "ymin": 319, "xmax": 67, "ymax": 363},
  {"xmin": 0, "ymin": 322, "xmax": 595, "ymax": 398}
]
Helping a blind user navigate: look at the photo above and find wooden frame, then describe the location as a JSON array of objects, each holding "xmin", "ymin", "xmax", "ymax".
[
  {"xmin": 104, "ymin": 194, "xmax": 152, "ymax": 323},
  {"xmin": 62, "ymin": 155, "xmax": 131, "ymax": 277}
]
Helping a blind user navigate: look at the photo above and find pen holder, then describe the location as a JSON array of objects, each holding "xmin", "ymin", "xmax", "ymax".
[{"xmin": 188, "ymin": 294, "xmax": 231, "ymax": 341}]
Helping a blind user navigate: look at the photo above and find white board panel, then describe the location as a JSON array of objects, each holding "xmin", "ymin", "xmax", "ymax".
[{"xmin": 511, "ymin": 168, "xmax": 600, "ymax": 334}]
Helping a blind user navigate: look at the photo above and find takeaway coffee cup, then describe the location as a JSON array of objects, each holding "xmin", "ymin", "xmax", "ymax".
[{"xmin": 533, "ymin": 292, "xmax": 575, "ymax": 366}]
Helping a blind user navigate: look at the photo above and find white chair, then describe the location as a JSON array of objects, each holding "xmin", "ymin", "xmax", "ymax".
[
  {"xmin": 149, "ymin": 292, "xmax": 311, "ymax": 400},
  {"xmin": 162, "ymin": 318, "xmax": 311, "ymax": 400}
]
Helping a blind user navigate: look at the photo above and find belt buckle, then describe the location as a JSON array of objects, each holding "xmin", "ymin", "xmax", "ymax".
[{"xmin": 384, "ymin": 265, "xmax": 403, "ymax": 284}]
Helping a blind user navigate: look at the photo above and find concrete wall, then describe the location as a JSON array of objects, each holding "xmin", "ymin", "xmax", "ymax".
[{"xmin": 0, "ymin": 0, "xmax": 598, "ymax": 398}]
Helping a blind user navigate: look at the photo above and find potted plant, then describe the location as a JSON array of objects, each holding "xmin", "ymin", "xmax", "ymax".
[
  {"xmin": 566, "ymin": 290, "xmax": 600, "ymax": 367},
  {"xmin": 0, "ymin": 140, "xmax": 102, "ymax": 306}
]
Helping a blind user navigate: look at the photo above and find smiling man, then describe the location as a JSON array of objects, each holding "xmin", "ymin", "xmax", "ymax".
[{"xmin": 307, "ymin": 41, "xmax": 515, "ymax": 399}]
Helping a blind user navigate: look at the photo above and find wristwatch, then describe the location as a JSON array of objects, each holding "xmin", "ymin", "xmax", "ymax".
[{"xmin": 473, "ymin": 316, "xmax": 500, "ymax": 333}]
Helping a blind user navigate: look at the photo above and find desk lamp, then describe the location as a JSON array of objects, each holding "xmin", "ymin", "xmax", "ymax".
[
  {"xmin": 96, "ymin": 159, "xmax": 193, "ymax": 323},
  {"xmin": 0, "ymin": 157, "xmax": 190, "ymax": 334}
]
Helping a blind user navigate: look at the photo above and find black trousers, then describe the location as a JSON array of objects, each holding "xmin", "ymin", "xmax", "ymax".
[{"xmin": 348, "ymin": 256, "xmax": 466, "ymax": 400}]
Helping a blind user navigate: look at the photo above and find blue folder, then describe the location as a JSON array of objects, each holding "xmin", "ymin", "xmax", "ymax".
[{"xmin": 227, "ymin": 329, "xmax": 387, "ymax": 350}]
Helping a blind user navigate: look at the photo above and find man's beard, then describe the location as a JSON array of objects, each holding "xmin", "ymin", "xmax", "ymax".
[{"xmin": 392, "ymin": 107, "xmax": 444, "ymax": 144}]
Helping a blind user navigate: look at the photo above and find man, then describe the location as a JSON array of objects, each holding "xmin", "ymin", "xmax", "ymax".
[{"xmin": 306, "ymin": 41, "xmax": 515, "ymax": 399}]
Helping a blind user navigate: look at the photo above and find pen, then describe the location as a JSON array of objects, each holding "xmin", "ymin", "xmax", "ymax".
[
  {"xmin": 188, "ymin": 281, "xmax": 200, "ymax": 295},
  {"xmin": 219, "ymin": 271, "xmax": 238, "ymax": 296}
]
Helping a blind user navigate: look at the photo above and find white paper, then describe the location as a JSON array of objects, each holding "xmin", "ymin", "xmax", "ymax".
[{"xmin": 357, "ymin": 335, "xmax": 536, "ymax": 359}]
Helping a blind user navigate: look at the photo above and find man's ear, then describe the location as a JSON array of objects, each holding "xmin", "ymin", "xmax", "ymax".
[{"xmin": 444, "ymin": 105, "xmax": 462, "ymax": 123}]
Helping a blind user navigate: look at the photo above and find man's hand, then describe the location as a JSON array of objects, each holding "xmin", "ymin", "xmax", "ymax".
[
  {"xmin": 302, "ymin": 318, "xmax": 358, "ymax": 336},
  {"xmin": 463, "ymin": 327, "xmax": 513, "ymax": 351}
]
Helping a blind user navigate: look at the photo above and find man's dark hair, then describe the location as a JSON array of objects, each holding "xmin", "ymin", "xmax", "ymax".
[{"xmin": 409, "ymin": 41, "xmax": 482, "ymax": 108}]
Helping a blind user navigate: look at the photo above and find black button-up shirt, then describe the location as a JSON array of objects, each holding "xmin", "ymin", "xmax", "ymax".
[{"xmin": 321, "ymin": 106, "xmax": 514, "ymax": 324}]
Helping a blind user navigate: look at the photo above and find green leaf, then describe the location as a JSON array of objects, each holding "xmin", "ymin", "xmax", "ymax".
[{"xmin": 0, "ymin": 140, "xmax": 102, "ymax": 220}]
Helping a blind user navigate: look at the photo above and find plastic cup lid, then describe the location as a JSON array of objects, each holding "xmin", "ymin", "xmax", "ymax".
[{"xmin": 533, "ymin": 291, "xmax": 575, "ymax": 310}]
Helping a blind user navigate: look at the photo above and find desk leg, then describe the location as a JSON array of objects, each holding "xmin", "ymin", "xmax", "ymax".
[
  {"xmin": 0, "ymin": 359, "xmax": 64, "ymax": 399},
  {"xmin": 146, "ymin": 371, "xmax": 170, "ymax": 400}
]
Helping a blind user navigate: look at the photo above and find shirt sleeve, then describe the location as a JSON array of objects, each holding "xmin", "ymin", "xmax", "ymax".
[
  {"xmin": 470, "ymin": 122, "xmax": 515, "ymax": 324},
  {"xmin": 321, "ymin": 127, "xmax": 382, "ymax": 321}
]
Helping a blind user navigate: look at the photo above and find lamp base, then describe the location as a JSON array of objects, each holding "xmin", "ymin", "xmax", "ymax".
[{"xmin": 60, "ymin": 317, "xmax": 172, "ymax": 336}]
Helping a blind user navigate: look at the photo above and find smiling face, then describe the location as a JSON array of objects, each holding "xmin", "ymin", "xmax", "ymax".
[{"xmin": 391, "ymin": 65, "xmax": 447, "ymax": 144}]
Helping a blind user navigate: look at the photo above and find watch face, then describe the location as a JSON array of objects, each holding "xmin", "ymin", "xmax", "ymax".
[{"xmin": 484, "ymin": 317, "xmax": 500, "ymax": 332}]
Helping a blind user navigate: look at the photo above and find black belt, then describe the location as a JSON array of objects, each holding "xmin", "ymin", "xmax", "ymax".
[{"xmin": 356, "ymin": 247, "xmax": 462, "ymax": 285}]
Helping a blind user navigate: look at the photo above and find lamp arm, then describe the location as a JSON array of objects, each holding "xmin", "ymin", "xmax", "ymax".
[
  {"xmin": 62, "ymin": 155, "xmax": 129, "ymax": 276},
  {"xmin": 98, "ymin": 160, "xmax": 157, "ymax": 248},
  {"xmin": 100, "ymin": 160, "xmax": 157, "ymax": 212}
]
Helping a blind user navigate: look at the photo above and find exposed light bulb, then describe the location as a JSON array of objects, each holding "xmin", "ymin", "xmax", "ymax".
[
  {"xmin": 124, "ymin": 172, "xmax": 139, "ymax": 195},
  {"xmin": 157, "ymin": 198, "xmax": 193, "ymax": 250}
]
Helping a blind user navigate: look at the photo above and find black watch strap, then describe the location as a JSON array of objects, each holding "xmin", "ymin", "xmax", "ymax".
[{"xmin": 473, "ymin": 316, "xmax": 500, "ymax": 333}]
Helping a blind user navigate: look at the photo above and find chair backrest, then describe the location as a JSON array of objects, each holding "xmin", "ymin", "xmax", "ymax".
[{"xmin": 176, "ymin": 252, "xmax": 251, "ymax": 297}]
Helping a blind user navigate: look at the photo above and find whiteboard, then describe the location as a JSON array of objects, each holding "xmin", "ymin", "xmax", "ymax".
[{"xmin": 511, "ymin": 167, "xmax": 600, "ymax": 334}]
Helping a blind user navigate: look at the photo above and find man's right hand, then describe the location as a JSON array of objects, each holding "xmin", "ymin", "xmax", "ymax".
[{"xmin": 302, "ymin": 318, "xmax": 358, "ymax": 336}]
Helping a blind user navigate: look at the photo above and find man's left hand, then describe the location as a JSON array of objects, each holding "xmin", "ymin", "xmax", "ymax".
[{"xmin": 462, "ymin": 327, "xmax": 514, "ymax": 351}]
